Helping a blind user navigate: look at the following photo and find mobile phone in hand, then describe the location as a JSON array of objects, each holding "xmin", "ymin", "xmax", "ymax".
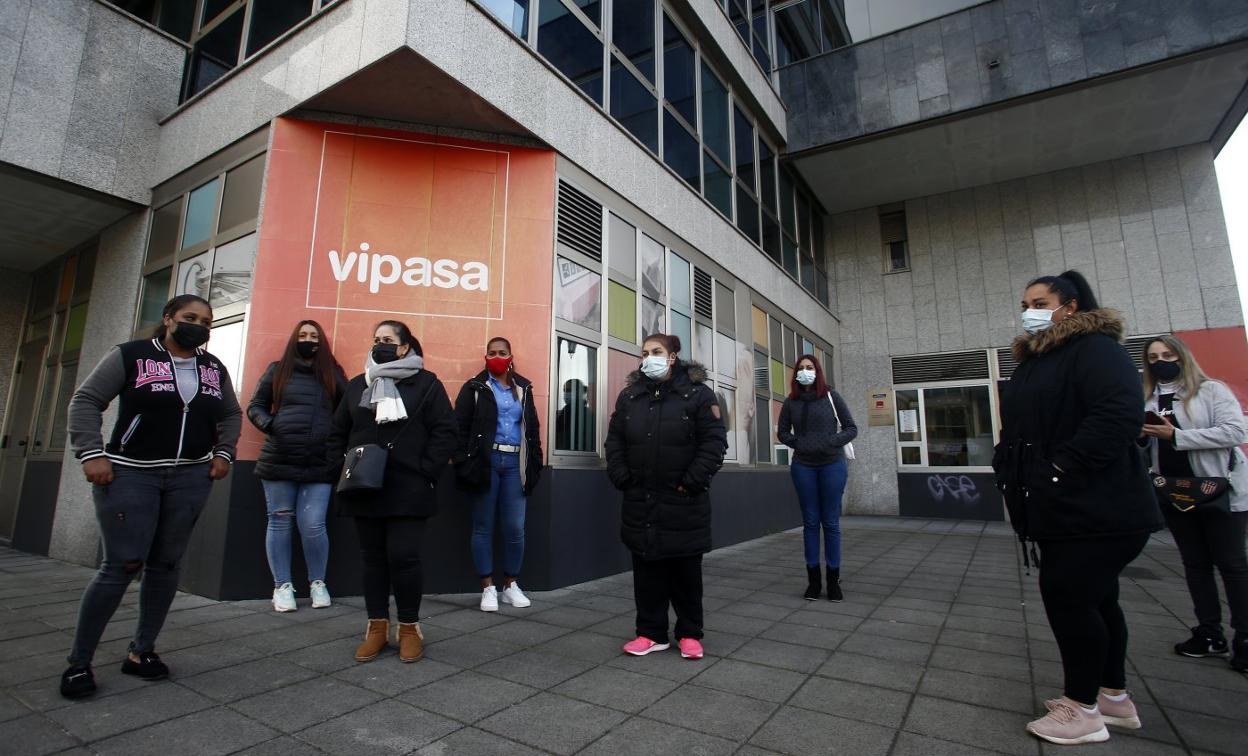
[{"xmin": 1144, "ymin": 410, "xmax": 1166, "ymax": 425}]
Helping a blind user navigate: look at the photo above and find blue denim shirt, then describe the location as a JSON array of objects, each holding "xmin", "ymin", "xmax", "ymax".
[{"xmin": 489, "ymin": 376, "xmax": 523, "ymax": 446}]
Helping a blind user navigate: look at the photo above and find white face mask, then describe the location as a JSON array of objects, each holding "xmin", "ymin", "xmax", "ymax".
[
  {"xmin": 796, "ymin": 368, "xmax": 816, "ymax": 386},
  {"xmin": 640, "ymin": 355, "xmax": 671, "ymax": 380},
  {"xmin": 1021, "ymin": 304, "xmax": 1068, "ymax": 335}
]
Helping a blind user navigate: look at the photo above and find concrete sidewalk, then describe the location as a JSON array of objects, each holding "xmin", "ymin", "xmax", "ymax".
[{"xmin": 0, "ymin": 517, "xmax": 1244, "ymax": 755}]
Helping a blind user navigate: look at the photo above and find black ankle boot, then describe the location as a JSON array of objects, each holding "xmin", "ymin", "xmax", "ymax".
[
  {"xmin": 826, "ymin": 567, "xmax": 843, "ymax": 602},
  {"xmin": 804, "ymin": 566, "xmax": 821, "ymax": 600}
]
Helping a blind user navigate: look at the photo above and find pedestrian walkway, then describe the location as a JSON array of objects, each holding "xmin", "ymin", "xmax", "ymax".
[{"xmin": 1, "ymin": 517, "xmax": 1244, "ymax": 755}]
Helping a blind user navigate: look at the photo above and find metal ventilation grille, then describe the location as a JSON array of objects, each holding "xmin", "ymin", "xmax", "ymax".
[
  {"xmin": 998, "ymin": 335, "xmax": 1163, "ymax": 380},
  {"xmin": 693, "ymin": 268, "xmax": 713, "ymax": 319},
  {"xmin": 996, "ymin": 347, "xmax": 1019, "ymax": 380},
  {"xmin": 892, "ymin": 350, "xmax": 990, "ymax": 384},
  {"xmin": 556, "ymin": 180, "xmax": 602, "ymax": 262}
]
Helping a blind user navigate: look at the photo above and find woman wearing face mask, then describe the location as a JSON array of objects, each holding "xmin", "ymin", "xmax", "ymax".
[
  {"xmin": 994, "ymin": 270, "xmax": 1161, "ymax": 745},
  {"xmin": 328, "ymin": 321, "xmax": 457, "ymax": 664},
  {"xmin": 453, "ymin": 337, "xmax": 543, "ymax": 612},
  {"xmin": 1140, "ymin": 336, "xmax": 1248, "ymax": 672},
  {"xmin": 777, "ymin": 355, "xmax": 857, "ymax": 601},
  {"xmin": 247, "ymin": 320, "xmax": 347, "ymax": 613},
  {"xmin": 606, "ymin": 334, "xmax": 727, "ymax": 661},
  {"xmin": 60, "ymin": 295, "xmax": 241, "ymax": 699}
]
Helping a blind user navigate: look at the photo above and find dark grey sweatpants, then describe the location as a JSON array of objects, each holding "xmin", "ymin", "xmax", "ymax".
[{"xmin": 67, "ymin": 463, "xmax": 213, "ymax": 666}]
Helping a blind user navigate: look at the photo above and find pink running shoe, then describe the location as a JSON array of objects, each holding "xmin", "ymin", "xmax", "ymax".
[
  {"xmin": 623, "ymin": 637, "xmax": 670, "ymax": 656},
  {"xmin": 1097, "ymin": 692, "xmax": 1141, "ymax": 729},
  {"xmin": 1026, "ymin": 697, "xmax": 1109, "ymax": 745},
  {"xmin": 678, "ymin": 638, "xmax": 704, "ymax": 659}
]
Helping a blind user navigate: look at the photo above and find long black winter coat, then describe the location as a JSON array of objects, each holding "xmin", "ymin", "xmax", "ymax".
[
  {"xmin": 605, "ymin": 361, "xmax": 727, "ymax": 560},
  {"xmin": 328, "ymin": 370, "xmax": 458, "ymax": 518},
  {"xmin": 247, "ymin": 360, "xmax": 347, "ymax": 483},
  {"xmin": 453, "ymin": 370, "xmax": 543, "ymax": 494},
  {"xmin": 993, "ymin": 310, "xmax": 1161, "ymax": 541}
]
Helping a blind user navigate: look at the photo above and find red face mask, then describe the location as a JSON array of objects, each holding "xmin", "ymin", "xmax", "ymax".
[{"xmin": 485, "ymin": 356, "xmax": 512, "ymax": 375}]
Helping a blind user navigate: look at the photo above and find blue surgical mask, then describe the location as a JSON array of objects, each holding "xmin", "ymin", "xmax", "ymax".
[
  {"xmin": 796, "ymin": 369, "xmax": 816, "ymax": 386},
  {"xmin": 640, "ymin": 355, "xmax": 670, "ymax": 380},
  {"xmin": 1021, "ymin": 304, "xmax": 1068, "ymax": 335}
]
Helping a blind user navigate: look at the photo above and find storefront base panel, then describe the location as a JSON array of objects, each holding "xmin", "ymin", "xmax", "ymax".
[
  {"xmin": 11, "ymin": 461, "xmax": 62, "ymax": 556},
  {"xmin": 181, "ymin": 465, "xmax": 804, "ymax": 601},
  {"xmin": 896, "ymin": 472, "xmax": 1004, "ymax": 521}
]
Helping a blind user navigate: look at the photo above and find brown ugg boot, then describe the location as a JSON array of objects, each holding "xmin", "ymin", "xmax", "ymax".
[
  {"xmin": 397, "ymin": 622, "xmax": 424, "ymax": 663},
  {"xmin": 354, "ymin": 619, "xmax": 389, "ymax": 662}
]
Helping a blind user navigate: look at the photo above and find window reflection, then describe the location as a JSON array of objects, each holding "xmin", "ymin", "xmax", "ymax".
[
  {"xmin": 538, "ymin": 2, "xmax": 604, "ymax": 104},
  {"xmin": 612, "ymin": 0, "xmax": 655, "ymax": 81},
  {"xmin": 663, "ymin": 111, "xmax": 700, "ymax": 189},
  {"xmin": 610, "ymin": 57, "xmax": 658, "ymax": 154},
  {"xmin": 210, "ymin": 233, "xmax": 258, "ymax": 309},
  {"xmin": 703, "ymin": 152, "xmax": 733, "ymax": 218},
  {"xmin": 555, "ymin": 257, "xmax": 602, "ymax": 330},
  {"xmin": 480, "ymin": 0, "xmax": 530, "ymax": 37},
  {"xmin": 639, "ymin": 234, "xmax": 664, "ymax": 298},
  {"xmin": 556, "ymin": 338, "xmax": 598, "ymax": 452},
  {"xmin": 700, "ymin": 63, "xmax": 730, "ymax": 163},
  {"xmin": 642, "ymin": 297, "xmax": 665, "ymax": 341},
  {"xmin": 925, "ymin": 386, "xmax": 995, "ymax": 466},
  {"xmin": 182, "ymin": 179, "xmax": 220, "ymax": 249},
  {"xmin": 662, "ymin": 15, "xmax": 697, "ymax": 127}
]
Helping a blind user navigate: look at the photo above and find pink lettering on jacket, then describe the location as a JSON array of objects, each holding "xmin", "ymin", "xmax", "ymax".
[
  {"xmin": 199, "ymin": 365, "xmax": 222, "ymax": 393},
  {"xmin": 134, "ymin": 359, "xmax": 173, "ymax": 388}
]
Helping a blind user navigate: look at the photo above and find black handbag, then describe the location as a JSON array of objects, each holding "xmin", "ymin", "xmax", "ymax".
[
  {"xmin": 336, "ymin": 382, "xmax": 434, "ymax": 496},
  {"xmin": 1151, "ymin": 449, "xmax": 1236, "ymax": 514}
]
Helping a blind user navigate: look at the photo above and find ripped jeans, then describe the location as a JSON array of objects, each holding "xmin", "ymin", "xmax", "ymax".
[
  {"xmin": 261, "ymin": 480, "xmax": 331, "ymax": 586},
  {"xmin": 67, "ymin": 463, "xmax": 213, "ymax": 667}
]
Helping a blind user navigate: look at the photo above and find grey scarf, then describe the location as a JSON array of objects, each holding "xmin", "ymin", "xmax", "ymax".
[{"xmin": 360, "ymin": 352, "xmax": 424, "ymax": 423}]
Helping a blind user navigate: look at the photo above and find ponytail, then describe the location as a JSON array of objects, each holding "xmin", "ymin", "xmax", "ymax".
[{"xmin": 1027, "ymin": 270, "xmax": 1100, "ymax": 311}]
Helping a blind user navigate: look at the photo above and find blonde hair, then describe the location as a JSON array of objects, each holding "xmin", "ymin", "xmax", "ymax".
[{"xmin": 1142, "ymin": 335, "xmax": 1211, "ymax": 407}]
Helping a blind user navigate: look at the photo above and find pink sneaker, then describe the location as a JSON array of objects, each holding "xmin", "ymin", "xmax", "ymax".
[
  {"xmin": 1026, "ymin": 697, "xmax": 1109, "ymax": 745},
  {"xmin": 622, "ymin": 637, "xmax": 670, "ymax": 656},
  {"xmin": 1097, "ymin": 691, "xmax": 1141, "ymax": 729},
  {"xmin": 678, "ymin": 638, "xmax": 704, "ymax": 659}
]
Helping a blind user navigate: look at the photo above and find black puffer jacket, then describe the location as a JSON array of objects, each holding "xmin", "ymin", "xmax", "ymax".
[
  {"xmin": 605, "ymin": 361, "xmax": 727, "ymax": 560},
  {"xmin": 327, "ymin": 370, "xmax": 457, "ymax": 518},
  {"xmin": 247, "ymin": 361, "xmax": 347, "ymax": 482},
  {"xmin": 993, "ymin": 310, "xmax": 1161, "ymax": 541},
  {"xmin": 453, "ymin": 371, "xmax": 543, "ymax": 494},
  {"xmin": 777, "ymin": 389, "xmax": 857, "ymax": 465}
]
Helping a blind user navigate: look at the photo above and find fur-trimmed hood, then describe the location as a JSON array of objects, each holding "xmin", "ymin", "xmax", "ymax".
[
  {"xmin": 624, "ymin": 360, "xmax": 709, "ymax": 388},
  {"xmin": 1011, "ymin": 309, "xmax": 1125, "ymax": 362}
]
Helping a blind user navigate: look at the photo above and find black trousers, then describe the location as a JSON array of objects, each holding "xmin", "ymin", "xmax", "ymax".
[
  {"xmin": 632, "ymin": 553, "xmax": 703, "ymax": 643},
  {"xmin": 1037, "ymin": 533, "xmax": 1149, "ymax": 706},
  {"xmin": 1164, "ymin": 507, "xmax": 1248, "ymax": 637},
  {"xmin": 355, "ymin": 516, "xmax": 426, "ymax": 623}
]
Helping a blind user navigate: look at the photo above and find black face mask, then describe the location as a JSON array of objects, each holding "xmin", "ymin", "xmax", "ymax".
[
  {"xmin": 372, "ymin": 343, "xmax": 400, "ymax": 364},
  {"xmin": 295, "ymin": 341, "xmax": 319, "ymax": 359},
  {"xmin": 1149, "ymin": 360, "xmax": 1181, "ymax": 382},
  {"xmin": 170, "ymin": 321, "xmax": 210, "ymax": 349}
]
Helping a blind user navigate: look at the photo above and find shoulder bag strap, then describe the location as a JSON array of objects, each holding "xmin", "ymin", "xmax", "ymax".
[
  {"xmin": 380, "ymin": 380, "xmax": 437, "ymax": 449},
  {"xmin": 827, "ymin": 392, "xmax": 842, "ymax": 432}
]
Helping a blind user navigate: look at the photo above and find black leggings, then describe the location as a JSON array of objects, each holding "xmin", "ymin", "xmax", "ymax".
[
  {"xmin": 354, "ymin": 516, "xmax": 426, "ymax": 623},
  {"xmin": 1163, "ymin": 507, "xmax": 1248, "ymax": 637},
  {"xmin": 1037, "ymin": 533, "xmax": 1150, "ymax": 706}
]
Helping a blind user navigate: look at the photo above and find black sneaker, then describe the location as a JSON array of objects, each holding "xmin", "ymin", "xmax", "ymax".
[
  {"xmin": 60, "ymin": 665, "xmax": 96, "ymax": 699},
  {"xmin": 1232, "ymin": 637, "xmax": 1247, "ymax": 672},
  {"xmin": 121, "ymin": 651, "xmax": 169, "ymax": 680},
  {"xmin": 1174, "ymin": 628, "xmax": 1228, "ymax": 658}
]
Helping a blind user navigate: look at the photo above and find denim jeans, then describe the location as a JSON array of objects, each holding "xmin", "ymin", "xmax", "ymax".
[
  {"xmin": 470, "ymin": 450, "xmax": 526, "ymax": 578},
  {"xmin": 790, "ymin": 459, "xmax": 848, "ymax": 569},
  {"xmin": 68, "ymin": 463, "xmax": 213, "ymax": 666},
  {"xmin": 261, "ymin": 480, "xmax": 331, "ymax": 586}
]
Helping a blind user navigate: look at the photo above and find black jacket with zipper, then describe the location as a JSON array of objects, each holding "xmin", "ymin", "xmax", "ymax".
[
  {"xmin": 68, "ymin": 338, "xmax": 242, "ymax": 467},
  {"xmin": 777, "ymin": 389, "xmax": 857, "ymax": 465},
  {"xmin": 993, "ymin": 310, "xmax": 1161, "ymax": 541},
  {"xmin": 453, "ymin": 370, "xmax": 543, "ymax": 495},
  {"xmin": 327, "ymin": 369, "xmax": 457, "ymax": 518},
  {"xmin": 604, "ymin": 361, "xmax": 727, "ymax": 560},
  {"xmin": 247, "ymin": 360, "xmax": 348, "ymax": 483}
]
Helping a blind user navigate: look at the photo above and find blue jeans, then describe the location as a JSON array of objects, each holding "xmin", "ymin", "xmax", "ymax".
[
  {"xmin": 69, "ymin": 463, "xmax": 213, "ymax": 666},
  {"xmin": 471, "ymin": 450, "xmax": 526, "ymax": 578},
  {"xmin": 261, "ymin": 480, "xmax": 331, "ymax": 586},
  {"xmin": 790, "ymin": 459, "xmax": 848, "ymax": 569}
]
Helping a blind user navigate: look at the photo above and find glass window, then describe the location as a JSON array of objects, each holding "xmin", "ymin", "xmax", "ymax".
[
  {"xmin": 717, "ymin": 385, "xmax": 737, "ymax": 461},
  {"xmin": 670, "ymin": 253, "xmax": 691, "ymax": 309},
  {"xmin": 762, "ymin": 213, "xmax": 780, "ymax": 263},
  {"xmin": 188, "ymin": 8, "xmax": 244, "ymax": 97},
  {"xmin": 662, "ymin": 14, "xmax": 696, "ymax": 126},
  {"xmin": 202, "ymin": 0, "xmax": 234, "ymax": 24},
  {"xmin": 671, "ymin": 310, "xmax": 691, "ymax": 358},
  {"xmin": 759, "ymin": 139, "xmax": 776, "ymax": 212},
  {"xmin": 177, "ymin": 250, "xmax": 212, "ymax": 299},
  {"xmin": 797, "ymin": 194, "xmax": 812, "ymax": 248},
  {"xmin": 752, "ymin": 0, "xmax": 771, "ymax": 70},
  {"xmin": 639, "ymin": 234, "xmax": 664, "ymax": 298},
  {"xmin": 821, "ymin": 0, "xmax": 849, "ymax": 51},
  {"xmin": 608, "ymin": 213, "xmax": 636, "ymax": 279},
  {"xmin": 138, "ymin": 267, "xmax": 172, "ymax": 333},
  {"xmin": 47, "ymin": 362, "xmax": 78, "ymax": 451},
  {"xmin": 751, "ymin": 307, "xmax": 768, "ymax": 349},
  {"xmin": 556, "ymin": 338, "xmax": 598, "ymax": 452},
  {"xmin": 755, "ymin": 396, "xmax": 771, "ymax": 462},
  {"xmin": 779, "ymin": 169, "xmax": 796, "ymax": 236},
  {"xmin": 608, "ymin": 280, "xmax": 637, "ymax": 342},
  {"xmin": 182, "ymin": 179, "xmax": 219, "ymax": 249},
  {"xmin": 218, "ymin": 154, "xmax": 264, "ymax": 232},
  {"xmin": 769, "ymin": 318, "xmax": 782, "ymax": 357},
  {"xmin": 729, "ymin": 0, "xmax": 749, "ymax": 44},
  {"xmin": 733, "ymin": 106, "xmax": 755, "ymax": 190},
  {"xmin": 716, "ymin": 331, "xmax": 736, "ymax": 375},
  {"xmin": 770, "ymin": 357, "xmax": 785, "ymax": 396},
  {"xmin": 775, "ymin": 0, "xmax": 820, "ymax": 67},
  {"xmin": 148, "ymin": 200, "xmax": 181, "ymax": 262},
  {"xmin": 569, "ymin": 0, "xmax": 601, "ymax": 27},
  {"xmin": 210, "ymin": 233, "xmax": 258, "ymax": 308},
  {"xmin": 663, "ymin": 111, "xmax": 699, "ymax": 189},
  {"xmin": 782, "ymin": 324, "xmax": 795, "ymax": 364},
  {"xmin": 695, "ymin": 320, "xmax": 714, "ymax": 369},
  {"xmin": 925, "ymin": 386, "xmax": 995, "ymax": 467},
  {"xmin": 538, "ymin": 3, "xmax": 604, "ymax": 104},
  {"xmin": 642, "ymin": 297, "xmax": 665, "ymax": 340},
  {"xmin": 610, "ymin": 58, "xmax": 658, "ymax": 154},
  {"xmin": 480, "ymin": 0, "xmax": 530, "ymax": 37},
  {"xmin": 207, "ymin": 320, "xmax": 246, "ymax": 392},
  {"xmin": 897, "ymin": 389, "xmax": 921, "ymax": 442},
  {"xmin": 700, "ymin": 63, "xmax": 730, "ymax": 163},
  {"xmin": 888, "ymin": 240, "xmax": 910, "ymax": 272},
  {"xmin": 715, "ymin": 282, "xmax": 734, "ymax": 335},
  {"xmin": 612, "ymin": 0, "xmax": 654, "ymax": 81},
  {"xmin": 246, "ymin": 0, "xmax": 312, "ymax": 56},
  {"xmin": 782, "ymin": 235, "xmax": 799, "ymax": 277},
  {"xmin": 803, "ymin": 337, "xmax": 814, "ymax": 356},
  {"xmin": 63, "ymin": 303, "xmax": 88, "ymax": 354},
  {"xmin": 735, "ymin": 183, "xmax": 759, "ymax": 243},
  {"xmin": 703, "ymin": 152, "xmax": 732, "ymax": 218},
  {"xmin": 555, "ymin": 256, "xmax": 602, "ymax": 330},
  {"xmin": 800, "ymin": 254, "xmax": 816, "ymax": 292},
  {"xmin": 158, "ymin": 1, "xmax": 194, "ymax": 40}
]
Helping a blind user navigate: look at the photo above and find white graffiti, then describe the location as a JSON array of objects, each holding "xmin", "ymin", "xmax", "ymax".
[{"xmin": 927, "ymin": 474, "xmax": 981, "ymax": 506}]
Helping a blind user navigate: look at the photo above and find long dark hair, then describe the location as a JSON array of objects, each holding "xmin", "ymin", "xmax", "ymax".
[
  {"xmin": 1027, "ymin": 270, "xmax": 1100, "ymax": 311},
  {"xmin": 789, "ymin": 354, "xmax": 829, "ymax": 400},
  {"xmin": 150, "ymin": 294, "xmax": 211, "ymax": 339},
  {"xmin": 271, "ymin": 320, "xmax": 342, "ymax": 411},
  {"xmin": 375, "ymin": 320, "xmax": 423, "ymax": 356}
]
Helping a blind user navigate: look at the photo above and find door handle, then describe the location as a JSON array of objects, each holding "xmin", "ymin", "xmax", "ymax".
[{"xmin": 16, "ymin": 439, "xmax": 26, "ymax": 447}]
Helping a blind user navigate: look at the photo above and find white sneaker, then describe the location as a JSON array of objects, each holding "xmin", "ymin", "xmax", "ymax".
[
  {"xmin": 310, "ymin": 580, "xmax": 331, "ymax": 608},
  {"xmin": 480, "ymin": 585, "xmax": 499, "ymax": 612},
  {"xmin": 272, "ymin": 582, "xmax": 297, "ymax": 612},
  {"xmin": 500, "ymin": 583, "xmax": 531, "ymax": 608}
]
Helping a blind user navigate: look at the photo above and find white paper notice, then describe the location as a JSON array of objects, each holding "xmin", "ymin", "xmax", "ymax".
[{"xmin": 899, "ymin": 409, "xmax": 919, "ymax": 434}]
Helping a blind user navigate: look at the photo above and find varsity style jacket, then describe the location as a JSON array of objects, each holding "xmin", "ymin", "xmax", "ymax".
[{"xmin": 68, "ymin": 338, "xmax": 242, "ymax": 468}]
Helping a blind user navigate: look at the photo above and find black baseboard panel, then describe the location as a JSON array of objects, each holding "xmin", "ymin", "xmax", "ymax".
[
  {"xmin": 189, "ymin": 462, "xmax": 804, "ymax": 601},
  {"xmin": 12, "ymin": 461, "xmax": 62, "ymax": 556}
]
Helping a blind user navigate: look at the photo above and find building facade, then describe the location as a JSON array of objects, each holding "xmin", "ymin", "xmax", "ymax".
[{"xmin": 1, "ymin": 0, "xmax": 1245, "ymax": 597}]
